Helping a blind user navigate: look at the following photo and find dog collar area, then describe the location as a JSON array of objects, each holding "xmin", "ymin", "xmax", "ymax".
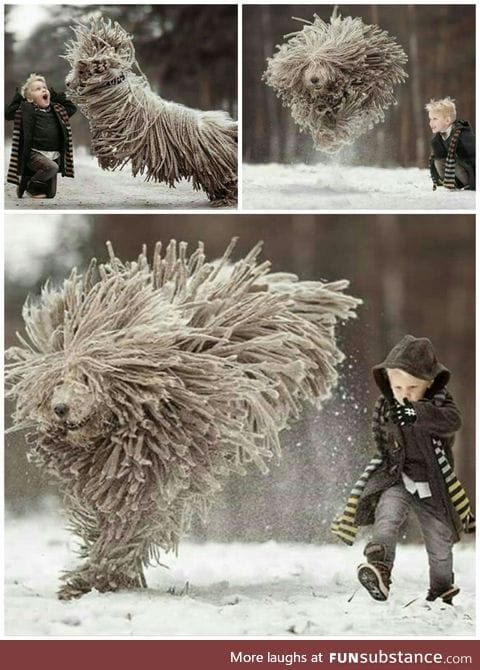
[{"xmin": 103, "ymin": 72, "xmax": 127, "ymax": 88}]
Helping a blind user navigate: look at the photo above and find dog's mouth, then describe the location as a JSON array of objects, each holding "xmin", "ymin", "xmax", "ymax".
[{"xmin": 61, "ymin": 416, "xmax": 90, "ymax": 432}]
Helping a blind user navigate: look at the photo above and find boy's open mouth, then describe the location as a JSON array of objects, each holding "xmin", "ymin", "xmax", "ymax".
[{"xmin": 42, "ymin": 93, "xmax": 49, "ymax": 100}]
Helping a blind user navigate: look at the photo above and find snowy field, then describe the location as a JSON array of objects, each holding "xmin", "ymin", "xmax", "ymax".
[
  {"xmin": 5, "ymin": 512, "xmax": 475, "ymax": 637},
  {"xmin": 242, "ymin": 163, "xmax": 476, "ymax": 211},
  {"xmin": 4, "ymin": 148, "xmax": 236, "ymax": 210}
]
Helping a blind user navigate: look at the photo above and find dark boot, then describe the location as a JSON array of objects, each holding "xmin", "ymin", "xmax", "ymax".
[
  {"xmin": 45, "ymin": 173, "xmax": 57, "ymax": 199},
  {"xmin": 27, "ymin": 179, "xmax": 48, "ymax": 198},
  {"xmin": 426, "ymin": 586, "xmax": 460, "ymax": 606},
  {"xmin": 357, "ymin": 543, "xmax": 391, "ymax": 601},
  {"xmin": 16, "ymin": 176, "xmax": 29, "ymax": 199}
]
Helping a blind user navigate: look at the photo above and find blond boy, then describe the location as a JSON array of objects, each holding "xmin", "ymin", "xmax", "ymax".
[
  {"xmin": 331, "ymin": 336, "xmax": 472, "ymax": 604},
  {"xmin": 425, "ymin": 97, "xmax": 475, "ymax": 190},
  {"xmin": 6, "ymin": 73, "xmax": 76, "ymax": 198}
]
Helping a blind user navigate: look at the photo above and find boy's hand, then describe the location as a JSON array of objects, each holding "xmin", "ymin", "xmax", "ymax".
[{"xmin": 389, "ymin": 399, "xmax": 417, "ymax": 426}]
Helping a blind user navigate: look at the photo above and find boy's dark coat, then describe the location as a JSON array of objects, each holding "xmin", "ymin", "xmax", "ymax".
[
  {"xmin": 5, "ymin": 88, "xmax": 76, "ymax": 180},
  {"xmin": 356, "ymin": 335, "xmax": 463, "ymax": 541},
  {"xmin": 430, "ymin": 119, "xmax": 476, "ymax": 190}
]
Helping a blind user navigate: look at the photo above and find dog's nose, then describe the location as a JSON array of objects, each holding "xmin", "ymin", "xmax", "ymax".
[
  {"xmin": 310, "ymin": 77, "xmax": 319, "ymax": 84},
  {"xmin": 54, "ymin": 403, "xmax": 69, "ymax": 418}
]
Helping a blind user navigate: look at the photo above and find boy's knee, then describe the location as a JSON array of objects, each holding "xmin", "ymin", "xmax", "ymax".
[
  {"xmin": 455, "ymin": 163, "xmax": 469, "ymax": 186},
  {"xmin": 43, "ymin": 160, "xmax": 59, "ymax": 179},
  {"xmin": 434, "ymin": 159, "xmax": 446, "ymax": 179}
]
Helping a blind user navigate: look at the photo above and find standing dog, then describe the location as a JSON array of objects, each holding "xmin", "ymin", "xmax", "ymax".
[
  {"xmin": 6, "ymin": 239, "xmax": 360, "ymax": 599},
  {"xmin": 65, "ymin": 17, "xmax": 237, "ymax": 206}
]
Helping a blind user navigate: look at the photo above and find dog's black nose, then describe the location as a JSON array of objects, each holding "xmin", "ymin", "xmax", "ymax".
[
  {"xmin": 310, "ymin": 77, "xmax": 319, "ymax": 84},
  {"xmin": 54, "ymin": 403, "xmax": 69, "ymax": 418}
]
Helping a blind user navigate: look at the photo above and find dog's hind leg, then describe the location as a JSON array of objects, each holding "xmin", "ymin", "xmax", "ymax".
[{"xmin": 206, "ymin": 178, "xmax": 238, "ymax": 208}]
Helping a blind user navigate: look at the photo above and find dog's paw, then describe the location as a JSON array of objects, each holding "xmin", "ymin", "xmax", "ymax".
[
  {"xmin": 208, "ymin": 181, "xmax": 237, "ymax": 208},
  {"xmin": 210, "ymin": 197, "xmax": 236, "ymax": 208},
  {"xmin": 57, "ymin": 582, "xmax": 92, "ymax": 601},
  {"xmin": 58, "ymin": 571, "xmax": 92, "ymax": 600}
]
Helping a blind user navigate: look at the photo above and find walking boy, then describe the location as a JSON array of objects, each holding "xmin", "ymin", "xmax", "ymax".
[
  {"xmin": 6, "ymin": 73, "xmax": 76, "ymax": 198},
  {"xmin": 332, "ymin": 335, "xmax": 474, "ymax": 604}
]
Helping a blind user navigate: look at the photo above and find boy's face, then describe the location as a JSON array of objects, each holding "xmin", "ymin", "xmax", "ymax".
[
  {"xmin": 26, "ymin": 79, "xmax": 50, "ymax": 108},
  {"xmin": 386, "ymin": 368, "xmax": 431, "ymax": 404},
  {"xmin": 428, "ymin": 111, "xmax": 452, "ymax": 134}
]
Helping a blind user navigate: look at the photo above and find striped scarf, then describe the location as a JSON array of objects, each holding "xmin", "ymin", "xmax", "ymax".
[
  {"xmin": 429, "ymin": 125, "xmax": 463, "ymax": 191},
  {"xmin": 331, "ymin": 441, "xmax": 475, "ymax": 545},
  {"xmin": 7, "ymin": 103, "xmax": 74, "ymax": 185}
]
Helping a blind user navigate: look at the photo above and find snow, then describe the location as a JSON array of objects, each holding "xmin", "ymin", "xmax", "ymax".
[
  {"xmin": 4, "ymin": 148, "xmax": 236, "ymax": 210},
  {"xmin": 242, "ymin": 163, "xmax": 475, "ymax": 210},
  {"xmin": 5, "ymin": 511, "xmax": 475, "ymax": 637}
]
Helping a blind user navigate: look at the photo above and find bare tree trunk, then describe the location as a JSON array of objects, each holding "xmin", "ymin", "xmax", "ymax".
[
  {"xmin": 378, "ymin": 215, "xmax": 405, "ymax": 342},
  {"xmin": 284, "ymin": 118, "xmax": 298, "ymax": 162},
  {"xmin": 435, "ymin": 5, "xmax": 449, "ymax": 83},
  {"xmin": 407, "ymin": 5, "xmax": 425, "ymax": 167},
  {"xmin": 261, "ymin": 6, "xmax": 281, "ymax": 162}
]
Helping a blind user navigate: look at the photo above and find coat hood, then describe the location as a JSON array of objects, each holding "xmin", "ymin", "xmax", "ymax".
[
  {"xmin": 372, "ymin": 335, "xmax": 450, "ymax": 399},
  {"xmin": 453, "ymin": 119, "xmax": 473, "ymax": 132}
]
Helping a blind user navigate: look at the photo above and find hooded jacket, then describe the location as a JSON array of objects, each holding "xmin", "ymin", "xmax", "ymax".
[
  {"xmin": 430, "ymin": 119, "xmax": 475, "ymax": 190},
  {"xmin": 356, "ymin": 335, "xmax": 463, "ymax": 540}
]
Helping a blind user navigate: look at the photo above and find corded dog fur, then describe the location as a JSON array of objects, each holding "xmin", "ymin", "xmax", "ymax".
[
  {"xmin": 263, "ymin": 9, "xmax": 408, "ymax": 153},
  {"xmin": 6, "ymin": 239, "xmax": 360, "ymax": 599},
  {"xmin": 65, "ymin": 17, "xmax": 237, "ymax": 206}
]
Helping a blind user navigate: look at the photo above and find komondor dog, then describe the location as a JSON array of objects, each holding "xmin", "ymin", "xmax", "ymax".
[
  {"xmin": 64, "ymin": 17, "xmax": 237, "ymax": 206},
  {"xmin": 6, "ymin": 239, "xmax": 360, "ymax": 600},
  {"xmin": 263, "ymin": 9, "xmax": 408, "ymax": 152}
]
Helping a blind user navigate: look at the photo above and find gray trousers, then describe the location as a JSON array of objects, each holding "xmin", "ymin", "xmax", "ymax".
[
  {"xmin": 27, "ymin": 151, "xmax": 59, "ymax": 193},
  {"xmin": 434, "ymin": 158, "xmax": 469, "ymax": 187},
  {"xmin": 371, "ymin": 483, "xmax": 454, "ymax": 593}
]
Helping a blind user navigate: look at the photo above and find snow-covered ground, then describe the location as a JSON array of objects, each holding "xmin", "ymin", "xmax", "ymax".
[
  {"xmin": 4, "ymin": 149, "xmax": 236, "ymax": 210},
  {"xmin": 242, "ymin": 163, "xmax": 475, "ymax": 210},
  {"xmin": 5, "ymin": 512, "xmax": 475, "ymax": 637}
]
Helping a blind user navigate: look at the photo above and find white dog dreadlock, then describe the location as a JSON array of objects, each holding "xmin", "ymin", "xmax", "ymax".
[
  {"xmin": 263, "ymin": 9, "xmax": 408, "ymax": 152},
  {"xmin": 64, "ymin": 17, "xmax": 237, "ymax": 206},
  {"xmin": 6, "ymin": 239, "xmax": 360, "ymax": 600}
]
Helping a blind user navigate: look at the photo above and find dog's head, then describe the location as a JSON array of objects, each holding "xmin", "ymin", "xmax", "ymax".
[
  {"xmin": 301, "ymin": 60, "xmax": 345, "ymax": 98},
  {"xmin": 66, "ymin": 56, "xmax": 125, "ymax": 93},
  {"xmin": 6, "ymin": 259, "xmax": 189, "ymax": 448},
  {"xmin": 263, "ymin": 15, "xmax": 367, "ymax": 106},
  {"xmin": 48, "ymin": 371, "xmax": 114, "ymax": 445},
  {"xmin": 65, "ymin": 17, "xmax": 135, "ymax": 94}
]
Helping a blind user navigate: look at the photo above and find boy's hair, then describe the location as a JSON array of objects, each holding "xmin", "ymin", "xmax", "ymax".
[
  {"xmin": 21, "ymin": 73, "xmax": 47, "ymax": 99},
  {"xmin": 425, "ymin": 97, "xmax": 457, "ymax": 121}
]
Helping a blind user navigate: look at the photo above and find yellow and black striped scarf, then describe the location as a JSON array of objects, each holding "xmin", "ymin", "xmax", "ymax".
[
  {"xmin": 7, "ymin": 103, "xmax": 74, "ymax": 185},
  {"xmin": 429, "ymin": 125, "xmax": 463, "ymax": 191},
  {"xmin": 331, "ymin": 439, "xmax": 475, "ymax": 546}
]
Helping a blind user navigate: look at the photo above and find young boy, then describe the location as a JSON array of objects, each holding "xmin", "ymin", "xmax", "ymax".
[
  {"xmin": 332, "ymin": 335, "xmax": 474, "ymax": 604},
  {"xmin": 426, "ymin": 97, "xmax": 475, "ymax": 191},
  {"xmin": 5, "ymin": 74, "xmax": 76, "ymax": 199}
]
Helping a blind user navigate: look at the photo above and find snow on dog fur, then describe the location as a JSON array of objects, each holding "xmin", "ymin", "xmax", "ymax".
[
  {"xmin": 64, "ymin": 17, "xmax": 237, "ymax": 206},
  {"xmin": 263, "ymin": 9, "xmax": 408, "ymax": 153},
  {"xmin": 5, "ymin": 239, "xmax": 360, "ymax": 600}
]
